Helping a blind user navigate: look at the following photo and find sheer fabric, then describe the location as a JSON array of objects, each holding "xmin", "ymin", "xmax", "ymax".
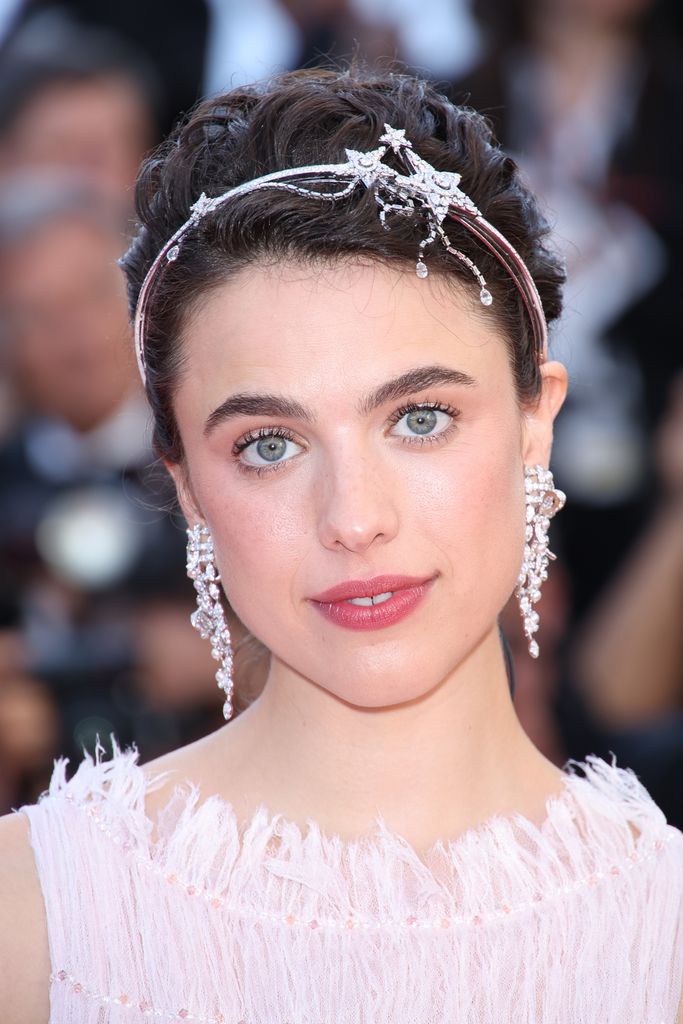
[{"xmin": 18, "ymin": 739, "xmax": 683, "ymax": 1023}]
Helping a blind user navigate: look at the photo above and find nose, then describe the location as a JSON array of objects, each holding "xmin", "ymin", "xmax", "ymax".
[{"xmin": 316, "ymin": 449, "xmax": 400, "ymax": 554}]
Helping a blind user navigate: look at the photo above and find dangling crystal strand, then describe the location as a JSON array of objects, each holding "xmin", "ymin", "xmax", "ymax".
[
  {"xmin": 515, "ymin": 465, "xmax": 566, "ymax": 658},
  {"xmin": 186, "ymin": 524, "xmax": 234, "ymax": 719},
  {"xmin": 415, "ymin": 260, "xmax": 429, "ymax": 278}
]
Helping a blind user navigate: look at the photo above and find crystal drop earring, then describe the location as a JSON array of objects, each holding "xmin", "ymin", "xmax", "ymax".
[
  {"xmin": 516, "ymin": 464, "xmax": 566, "ymax": 659},
  {"xmin": 186, "ymin": 523, "xmax": 234, "ymax": 720}
]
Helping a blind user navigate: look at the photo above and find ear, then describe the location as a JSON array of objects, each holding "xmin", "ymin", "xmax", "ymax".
[
  {"xmin": 163, "ymin": 459, "xmax": 205, "ymax": 529},
  {"xmin": 521, "ymin": 360, "xmax": 568, "ymax": 467}
]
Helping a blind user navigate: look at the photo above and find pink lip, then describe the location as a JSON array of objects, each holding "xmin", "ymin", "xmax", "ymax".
[
  {"xmin": 310, "ymin": 574, "xmax": 434, "ymax": 602},
  {"xmin": 309, "ymin": 574, "xmax": 437, "ymax": 632}
]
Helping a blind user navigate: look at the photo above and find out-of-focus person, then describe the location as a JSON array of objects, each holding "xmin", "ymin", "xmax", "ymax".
[
  {"xmin": 7, "ymin": 0, "xmax": 208, "ymax": 138},
  {"xmin": 0, "ymin": 12, "xmax": 160, "ymax": 205},
  {"xmin": 0, "ymin": 175, "xmax": 224, "ymax": 810},
  {"xmin": 457, "ymin": 0, "xmax": 683, "ymax": 621},
  {"xmin": 572, "ymin": 373, "xmax": 683, "ymax": 826},
  {"xmin": 0, "ymin": 176, "xmax": 135, "ymax": 431}
]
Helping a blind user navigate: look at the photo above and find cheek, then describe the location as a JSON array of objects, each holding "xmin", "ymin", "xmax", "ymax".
[
  {"xmin": 201, "ymin": 475, "xmax": 311, "ymax": 617},
  {"xmin": 399, "ymin": 425, "xmax": 526, "ymax": 603}
]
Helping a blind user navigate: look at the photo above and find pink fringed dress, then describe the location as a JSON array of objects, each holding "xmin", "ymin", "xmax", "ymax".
[{"xmin": 17, "ymin": 740, "xmax": 683, "ymax": 1023}]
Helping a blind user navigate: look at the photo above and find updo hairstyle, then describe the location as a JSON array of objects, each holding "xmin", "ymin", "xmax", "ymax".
[{"xmin": 121, "ymin": 67, "xmax": 565, "ymax": 464}]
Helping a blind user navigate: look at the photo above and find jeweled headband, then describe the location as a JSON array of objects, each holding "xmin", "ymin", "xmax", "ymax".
[{"xmin": 133, "ymin": 123, "xmax": 548, "ymax": 384}]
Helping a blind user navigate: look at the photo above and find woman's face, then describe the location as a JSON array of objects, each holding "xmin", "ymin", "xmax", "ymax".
[{"xmin": 170, "ymin": 260, "xmax": 565, "ymax": 708}]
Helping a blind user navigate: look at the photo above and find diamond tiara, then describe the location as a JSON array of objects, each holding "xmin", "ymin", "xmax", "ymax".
[{"xmin": 132, "ymin": 123, "xmax": 548, "ymax": 384}]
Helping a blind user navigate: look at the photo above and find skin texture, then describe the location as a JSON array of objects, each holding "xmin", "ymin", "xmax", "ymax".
[{"xmin": 161, "ymin": 259, "xmax": 569, "ymax": 851}]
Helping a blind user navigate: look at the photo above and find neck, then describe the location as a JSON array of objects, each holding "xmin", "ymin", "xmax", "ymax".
[{"xmin": 213, "ymin": 625, "xmax": 562, "ymax": 852}]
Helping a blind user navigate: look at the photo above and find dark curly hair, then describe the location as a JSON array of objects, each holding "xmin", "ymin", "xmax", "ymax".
[{"xmin": 121, "ymin": 66, "xmax": 564, "ymax": 464}]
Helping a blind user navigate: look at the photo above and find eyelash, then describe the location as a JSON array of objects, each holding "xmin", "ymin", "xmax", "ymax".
[{"xmin": 231, "ymin": 400, "xmax": 460, "ymax": 477}]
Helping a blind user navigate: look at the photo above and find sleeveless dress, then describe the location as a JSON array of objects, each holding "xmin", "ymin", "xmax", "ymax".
[{"xmin": 17, "ymin": 738, "xmax": 683, "ymax": 1024}]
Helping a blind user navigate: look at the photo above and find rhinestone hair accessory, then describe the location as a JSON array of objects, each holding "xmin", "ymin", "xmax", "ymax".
[
  {"xmin": 133, "ymin": 123, "xmax": 549, "ymax": 384},
  {"xmin": 516, "ymin": 464, "xmax": 566, "ymax": 658},
  {"xmin": 186, "ymin": 523, "xmax": 234, "ymax": 720}
]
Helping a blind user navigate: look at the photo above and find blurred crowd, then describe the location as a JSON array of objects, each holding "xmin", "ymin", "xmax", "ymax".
[{"xmin": 0, "ymin": 0, "xmax": 681, "ymax": 827}]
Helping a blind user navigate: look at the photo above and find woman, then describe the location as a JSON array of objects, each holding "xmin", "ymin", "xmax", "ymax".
[{"xmin": 1, "ymin": 68, "xmax": 681, "ymax": 1023}]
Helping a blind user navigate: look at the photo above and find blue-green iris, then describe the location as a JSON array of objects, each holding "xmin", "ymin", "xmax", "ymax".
[
  {"xmin": 256, "ymin": 436, "xmax": 287, "ymax": 461},
  {"xmin": 406, "ymin": 408, "xmax": 437, "ymax": 435}
]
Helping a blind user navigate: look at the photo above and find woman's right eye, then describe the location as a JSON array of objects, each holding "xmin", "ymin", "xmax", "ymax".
[{"xmin": 234, "ymin": 429, "xmax": 304, "ymax": 471}]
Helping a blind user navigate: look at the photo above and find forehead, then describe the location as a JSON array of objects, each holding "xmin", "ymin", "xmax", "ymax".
[{"xmin": 177, "ymin": 260, "xmax": 513, "ymax": 407}]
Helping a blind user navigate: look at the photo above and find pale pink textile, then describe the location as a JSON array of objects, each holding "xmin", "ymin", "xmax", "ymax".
[{"xmin": 18, "ymin": 739, "xmax": 683, "ymax": 1023}]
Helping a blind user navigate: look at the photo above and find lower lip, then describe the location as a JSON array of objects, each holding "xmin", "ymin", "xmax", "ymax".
[{"xmin": 310, "ymin": 578, "xmax": 436, "ymax": 631}]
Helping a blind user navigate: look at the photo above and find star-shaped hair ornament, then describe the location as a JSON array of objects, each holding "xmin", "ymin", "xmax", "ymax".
[
  {"xmin": 379, "ymin": 124, "xmax": 412, "ymax": 151},
  {"xmin": 343, "ymin": 147, "xmax": 391, "ymax": 187},
  {"xmin": 190, "ymin": 192, "xmax": 214, "ymax": 218}
]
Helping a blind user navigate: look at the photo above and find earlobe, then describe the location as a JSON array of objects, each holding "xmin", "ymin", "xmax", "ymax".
[
  {"xmin": 163, "ymin": 458, "xmax": 204, "ymax": 527},
  {"xmin": 521, "ymin": 359, "xmax": 568, "ymax": 467}
]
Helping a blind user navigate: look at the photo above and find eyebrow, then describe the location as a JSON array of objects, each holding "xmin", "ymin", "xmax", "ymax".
[{"xmin": 203, "ymin": 364, "xmax": 477, "ymax": 436}]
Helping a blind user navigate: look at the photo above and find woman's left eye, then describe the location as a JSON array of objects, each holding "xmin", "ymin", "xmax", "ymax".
[{"xmin": 389, "ymin": 403, "xmax": 458, "ymax": 442}]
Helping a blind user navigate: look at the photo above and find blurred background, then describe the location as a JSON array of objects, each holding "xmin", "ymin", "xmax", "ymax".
[{"xmin": 0, "ymin": 0, "xmax": 681, "ymax": 827}]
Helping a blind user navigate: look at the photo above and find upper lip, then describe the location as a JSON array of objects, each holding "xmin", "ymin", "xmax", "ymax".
[{"xmin": 309, "ymin": 574, "xmax": 435, "ymax": 603}]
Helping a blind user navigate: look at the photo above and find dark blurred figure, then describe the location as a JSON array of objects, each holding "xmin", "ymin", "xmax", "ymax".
[
  {"xmin": 0, "ymin": 175, "xmax": 223, "ymax": 810},
  {"xmin": 0, "ymin": 13, "xmax": 160, "ymax": 206},
  {"xmin": 458, "ymin": 0, "xmax": 683, "ymax": 619},
  {"xmin": 4, "ymin": 1, "xmax": 208, "ymax": 139},
  {"xmin": 572, "ymin": 374, "xmax": 683, "ymax": 827}
]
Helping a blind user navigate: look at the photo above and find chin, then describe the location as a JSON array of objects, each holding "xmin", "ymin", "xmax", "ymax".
[{"xmin": 305, "ymin": 646, "xmax": 468, "ymax": 707}]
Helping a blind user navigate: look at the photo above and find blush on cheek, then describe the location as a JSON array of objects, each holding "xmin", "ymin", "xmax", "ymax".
[
  {"xmin": 204, "ymin": 488, "xmax": 309, "ymax": 627},
  {"xmin": 407, "ymin": 441, "xmax": 524, "ymax": 608}
]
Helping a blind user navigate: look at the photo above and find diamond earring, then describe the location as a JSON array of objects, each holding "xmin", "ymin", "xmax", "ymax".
[
  {"xmin": 186, "ymin": 523, "xmax": 234, "ymax": 720},
  {"xmin": 516, "ymin": 464, "xmax": 566, "ymax": 658}
]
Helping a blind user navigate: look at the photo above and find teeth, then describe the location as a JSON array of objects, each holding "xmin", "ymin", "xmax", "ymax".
[{"xmin": 346, "ymin": 592, "xmax": 394, "ymax": 606}]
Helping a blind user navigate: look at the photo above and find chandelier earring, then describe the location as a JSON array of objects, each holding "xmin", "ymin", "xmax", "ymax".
[
  {"xmin": 516, "ymin": 464, "xmax": 566, "ymax": 659},
  {"xmin": 186, "ymin": 522, "xmax": 234, "ymax": 720}
]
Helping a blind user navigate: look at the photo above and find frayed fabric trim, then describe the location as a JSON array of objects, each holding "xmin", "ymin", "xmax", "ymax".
[{"xmin": 20, "ymin": 738, "xmax": 683, "ymax": 1024}]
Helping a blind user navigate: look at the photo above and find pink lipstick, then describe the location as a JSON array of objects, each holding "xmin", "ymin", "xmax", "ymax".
[{"xmin": 309, "ymin": 573, "xmax": 436, "ymax": 631}]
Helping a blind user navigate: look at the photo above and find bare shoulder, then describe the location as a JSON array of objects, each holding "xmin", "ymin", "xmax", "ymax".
[{"xmin": 0, "ymin": 811, "xmax": 50, "ymax": 1024}]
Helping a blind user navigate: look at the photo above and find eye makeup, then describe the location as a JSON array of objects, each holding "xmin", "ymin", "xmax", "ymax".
[{"xmin": 230, "ymin": 399, "xmax": 461, "ymax": 477}]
